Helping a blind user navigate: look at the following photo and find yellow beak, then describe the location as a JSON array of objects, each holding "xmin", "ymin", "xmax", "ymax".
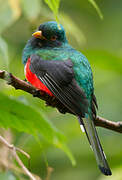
[{"xmin": 32, "ymin": 31, "xmax": 43, "ymax": 39}]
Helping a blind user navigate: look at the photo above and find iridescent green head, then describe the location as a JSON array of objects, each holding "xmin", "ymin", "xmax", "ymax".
[
  {"xmin": 35, "ymin": 21, "xmax": 67, "ymax": 43},
  {"xmin": 22, "ymin": 21, "xmax": 68, "ymax": 65}
]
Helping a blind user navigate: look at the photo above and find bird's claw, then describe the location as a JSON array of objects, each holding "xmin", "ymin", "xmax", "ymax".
[{"xmin": 32, "ymin": 89, "xmax": 41, "ymax": 97}]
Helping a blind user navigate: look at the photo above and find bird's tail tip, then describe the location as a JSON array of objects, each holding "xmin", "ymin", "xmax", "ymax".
[{"xmin": 99, "ymin": 165, "xmax": 112, "ymax": 176}]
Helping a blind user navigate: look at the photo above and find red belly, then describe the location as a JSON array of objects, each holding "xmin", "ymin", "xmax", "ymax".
[{"xmin": 25, "ymin": 58, "xmax": 53, "ymax": 96}]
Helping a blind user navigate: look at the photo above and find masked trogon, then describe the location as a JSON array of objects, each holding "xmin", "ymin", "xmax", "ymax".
[{"xmin": 22, "ymin": 21, "xmax": 112, "ymax": 176}]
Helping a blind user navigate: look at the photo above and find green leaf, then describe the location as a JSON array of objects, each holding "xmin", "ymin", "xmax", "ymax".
[
  {"xmin": 0, "ymin": 36, "xmax": 9, "ymax": 70},
  {"xmin": 21, "ymin": 0, "xmax": 41, "ymax": 21},
  {"xmin": 44, "ymin": 0, "xmax": 60, "ymax": 22},
  {"xmin": 0, "ymin": 92, "xmax": 76, "ymax": 165},
  {"xmin": 88, "ymin": 0, "xmax": 103, "ymax": 19}
]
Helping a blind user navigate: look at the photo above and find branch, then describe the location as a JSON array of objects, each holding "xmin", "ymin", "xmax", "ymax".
[
  {"xmin": 95, "ymin": 116, "xmax": 122, "ymax": 133},
  {"xmin": 0, "ymin": 134, "xmax": 36, "ymax": 180},
  {"xmin": 0, "ymin": 70, "xmax": 122, "ymax": 133}
]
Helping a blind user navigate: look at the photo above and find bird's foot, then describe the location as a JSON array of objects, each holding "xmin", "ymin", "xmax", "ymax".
[
  {"xmin": 23, "ymin": 78, "xmax": 27, "ymax": 82},
  {"xmin": 32, "ymin": 89, "xmax": 41, "ymax": 97}
]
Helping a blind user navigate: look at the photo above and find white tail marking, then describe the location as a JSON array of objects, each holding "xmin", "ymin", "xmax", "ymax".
[
  {"xmin": 80, "ymin": 124, "xmax": 85, "ymax": 132},
  {"xmin": 103, "ymin": 151, "xmax": 106, "ymax": 159}
]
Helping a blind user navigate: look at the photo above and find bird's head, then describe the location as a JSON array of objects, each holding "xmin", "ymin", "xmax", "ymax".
[
  {"xmin": 32, "ymin": 21, "xmax": 67, "ymax": 47},
  {"xmin": 22, "ymin": 21, "xmax": 68, "ymax": 65}
]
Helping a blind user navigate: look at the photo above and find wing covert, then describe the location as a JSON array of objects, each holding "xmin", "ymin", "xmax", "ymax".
[{"xmin": 30, "ymin": 54, "xmax": 89, "ymax": 116}]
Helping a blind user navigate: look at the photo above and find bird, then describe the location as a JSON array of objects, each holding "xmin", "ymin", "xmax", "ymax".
[{"xmin": 22, "ymin": 21, "xmax": 112, "ymax": 176}]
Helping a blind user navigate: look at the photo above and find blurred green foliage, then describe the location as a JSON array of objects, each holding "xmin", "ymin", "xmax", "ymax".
[
  {"xmin": 0, "ymin": 0, "xmax": 122, "ymax": 180},
  {"xmin": 0, "ymin": 92, "xmax": 75, "ymax": 167}
]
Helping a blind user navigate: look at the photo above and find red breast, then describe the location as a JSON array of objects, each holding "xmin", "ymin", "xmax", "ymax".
[{"xmin": 25, "ymin": 58, "xmax": 53, "ymax": 96}]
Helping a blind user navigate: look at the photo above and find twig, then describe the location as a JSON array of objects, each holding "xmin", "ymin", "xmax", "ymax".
[
  {"xmin": 95, "ymin": 116, "xmax": 122, "ymax": 133},
  {"xmin": 0, "ymin": 70, "xmax": 122, "ymax": 133},
  {"xmin": 45, "ymin": 167, "xmax": 53, "ymax": 180},
  {"xmin": 0, "ymin": 134, "xmax": 36, "ymax": 180},
  {"xmin": 0, "ymin": 129, "xmax": 13, "ymax": 171},
  {"xmin": 16, "ymin": 147, "xmax": 30, "ymax": 159}
]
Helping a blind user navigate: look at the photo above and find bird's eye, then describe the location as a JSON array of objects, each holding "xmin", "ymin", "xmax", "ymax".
[{"xmin": 50, "ymin": 36, "xmax": 57, "ymax": 41}]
